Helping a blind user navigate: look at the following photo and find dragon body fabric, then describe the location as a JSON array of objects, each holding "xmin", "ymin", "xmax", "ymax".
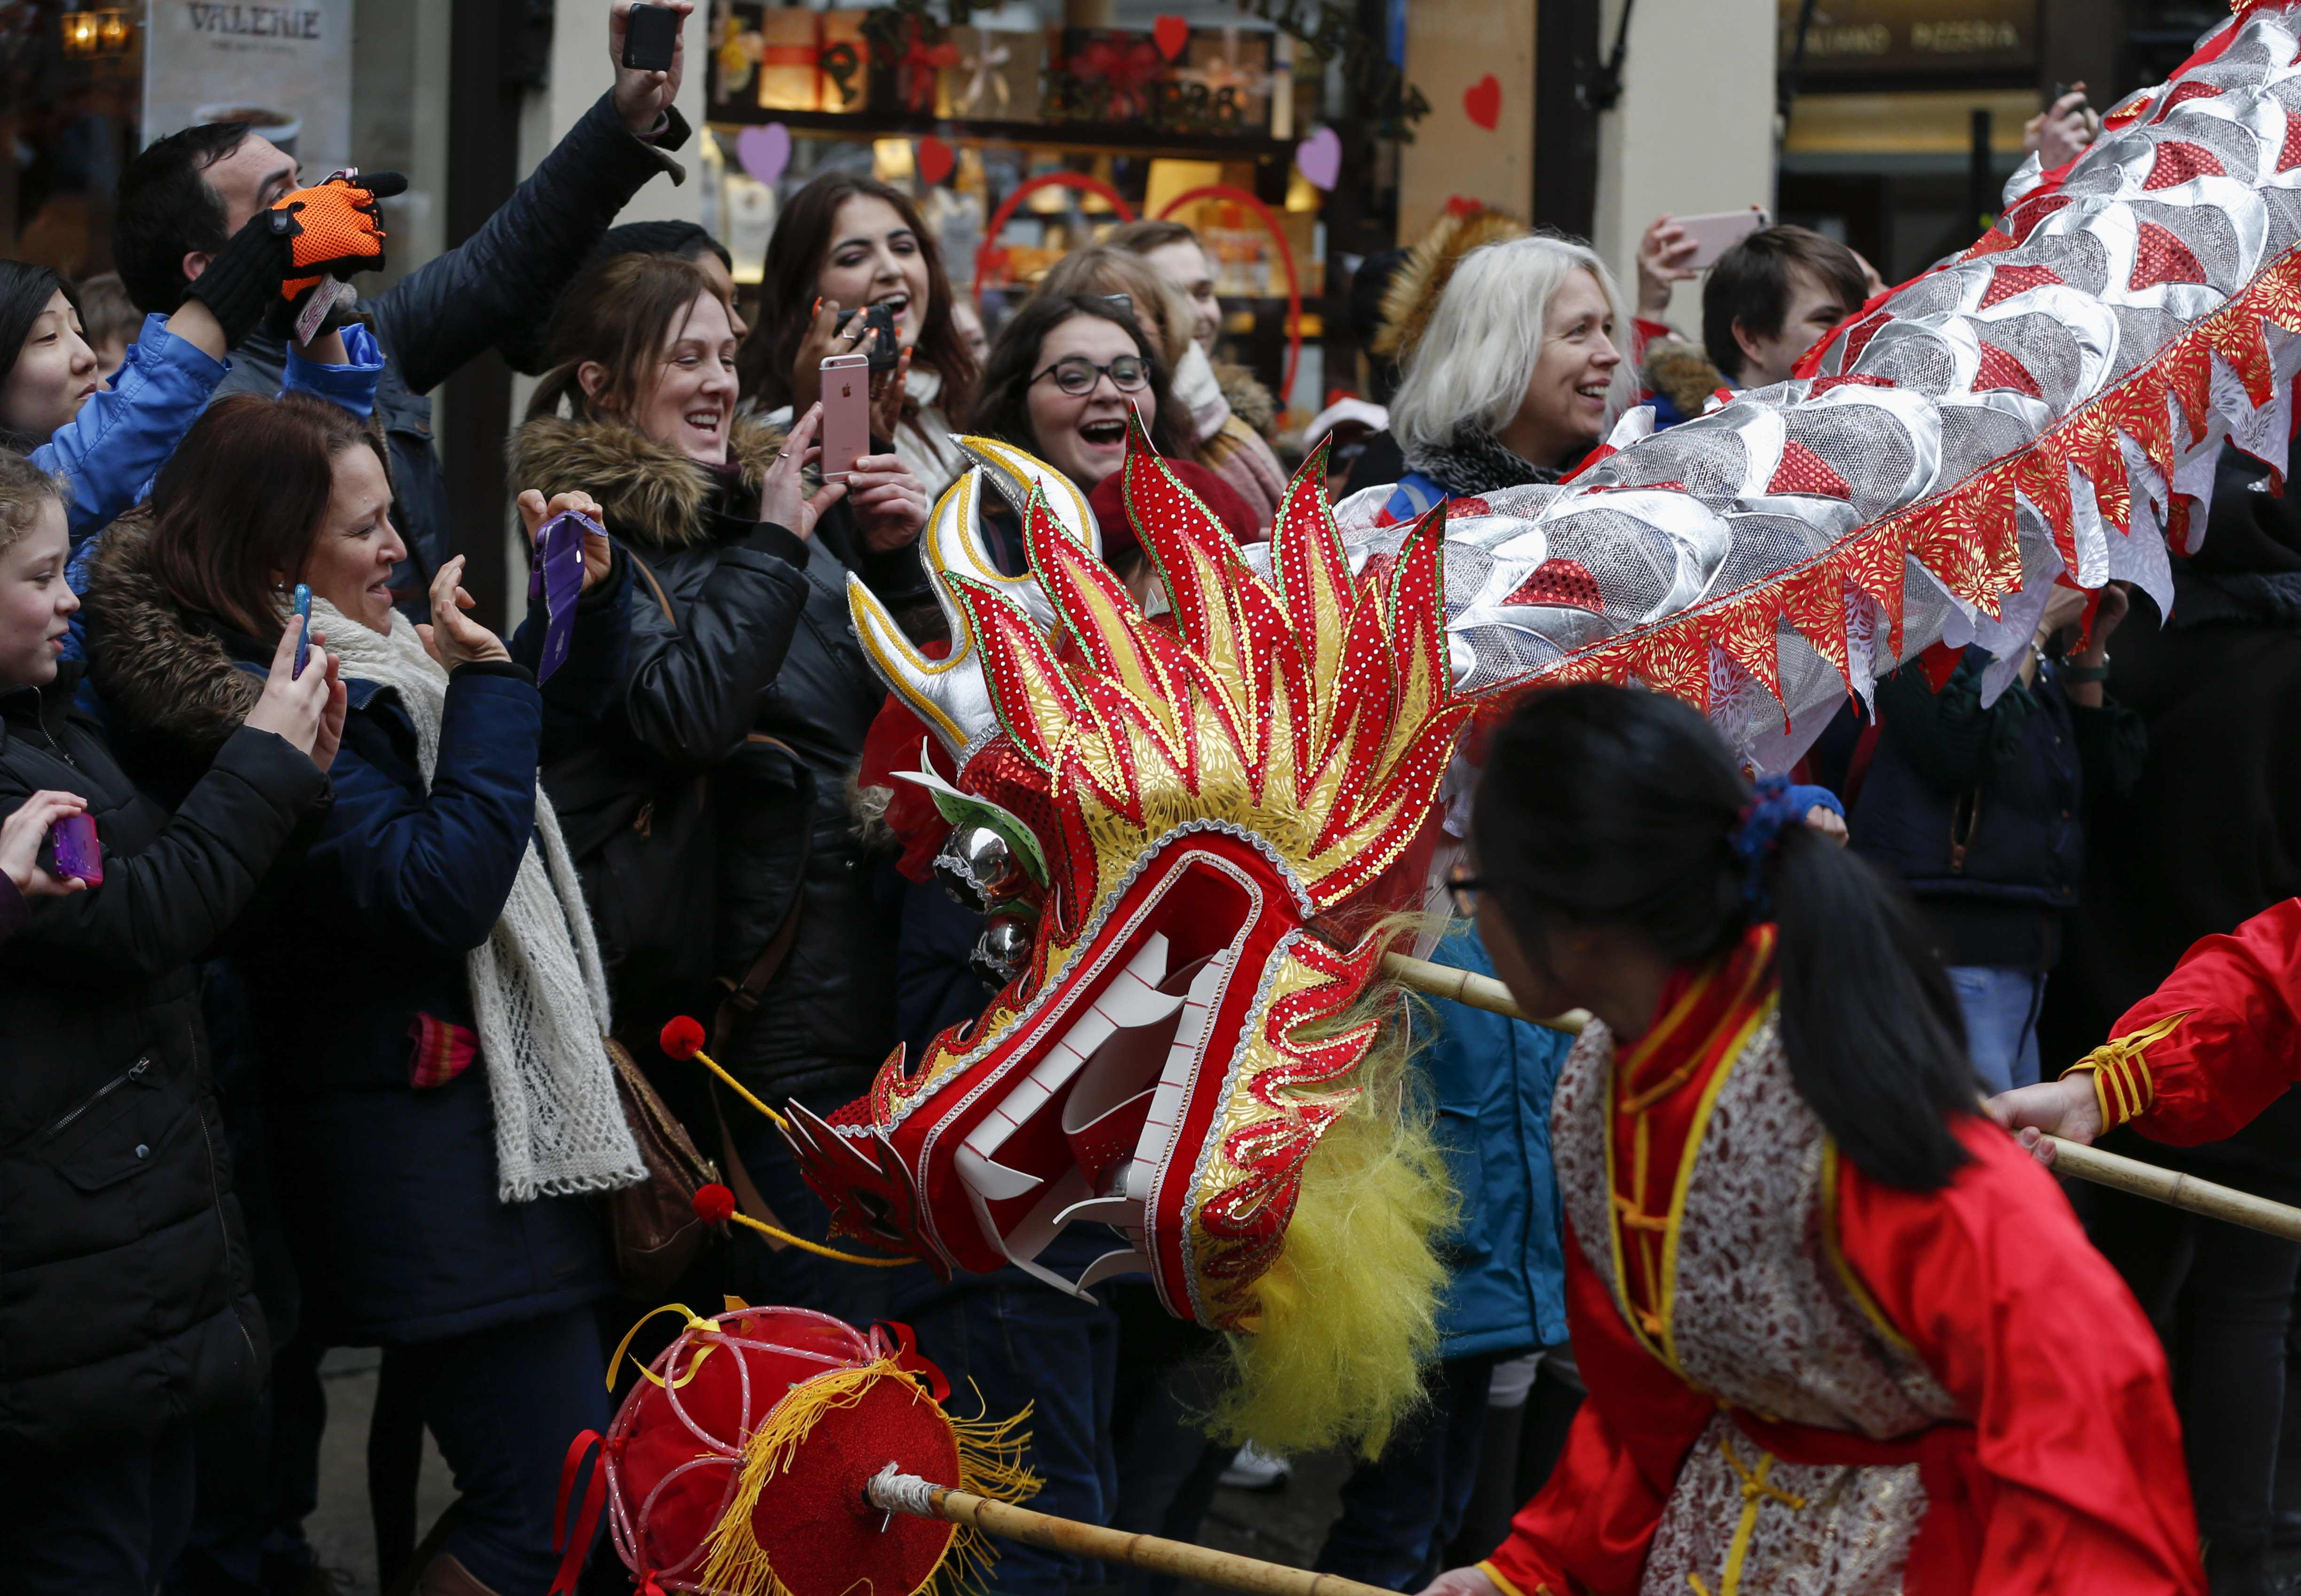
[{"xmin": 790, "ymin": 0, "xmax": 2301, "ymax": 1451}]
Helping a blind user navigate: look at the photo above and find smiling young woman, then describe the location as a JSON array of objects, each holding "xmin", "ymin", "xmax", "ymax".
[
  {"xmin": 740, "ymin": 171, "xmax": 980, "ymax": 495},
  {"xmin": 510, "ymin": 248, "xmax": 939, "ymax": 1339}
]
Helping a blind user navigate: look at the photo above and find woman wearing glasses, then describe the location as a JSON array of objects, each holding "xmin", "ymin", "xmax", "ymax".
[{"xmin": 507, "ymin": 249, "xmax": 931, "ymax": 1328}]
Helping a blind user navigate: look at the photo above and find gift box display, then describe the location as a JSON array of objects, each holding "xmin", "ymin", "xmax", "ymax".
[
  {"xmin": 755, "ymin": 6, "xmax": 819, "ymax": 112},
  {"xmin": 1172, "ymin": 28, "xmax": 1272, "ymax": 133},
  {"xmin": 818, "ymin": 8, "xmax": 872, "ymax": 113},
  {"xmin": 1047, "ymin": 28, "xmax": 1167, "ymax": 125},
  {"xmin": 935, "ymin": 24, "xmax": 1042, "ymax": 122}
]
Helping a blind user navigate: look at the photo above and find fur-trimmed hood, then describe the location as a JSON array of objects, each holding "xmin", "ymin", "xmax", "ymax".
[
  {"xmin": 506, "ymin": 413, "xmax": 786, "ymax": 552},
  {"xmin": 1641, "ymin": 337, "xmax": 1729, "ymax": 423},
  {"xmin": 1372, "ymin": 205, "xmax": 1532, "ymax": 363},
  {"xmin": 1213, "ymin": 360, "xmax": 1278, "ymax": 437},
  {"xmin": 80, "ymin": 509, "xmax": 263, "ymax": 775}
]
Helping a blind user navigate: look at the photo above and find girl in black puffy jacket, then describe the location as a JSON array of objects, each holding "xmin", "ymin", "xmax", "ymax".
[{"xmin": 0, "ymin": 447, "xmax": 342, "ymax": 1593}]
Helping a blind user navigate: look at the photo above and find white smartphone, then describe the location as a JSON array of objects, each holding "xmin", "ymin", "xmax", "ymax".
[
  {"xmin": 1677, "ymin": 207, "xmax": 1771, "ymax": 270},
  {"xmin": 819, "ymin": 351, "xmax": 872, "ymax": 482}
]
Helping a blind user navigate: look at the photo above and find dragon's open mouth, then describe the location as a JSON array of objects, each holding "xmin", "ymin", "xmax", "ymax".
[{"xmin": 843, "ymin": 831, "xmax": 1302, "ymax": 1311}]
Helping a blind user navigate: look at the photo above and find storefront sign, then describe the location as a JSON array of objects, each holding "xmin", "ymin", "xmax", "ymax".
[
  {"xmin": 142, "ymin": 0, "xmax": 353, "ymax": 172},
  {"xmin": 1780, "ymin": 0, "xmax": 2037, "ymax": 76}
]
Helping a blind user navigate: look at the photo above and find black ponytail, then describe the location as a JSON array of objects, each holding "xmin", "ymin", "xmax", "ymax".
[{"xmin": 1471, "ymin": 683, "xmax": 1976, "ymax": 1190}]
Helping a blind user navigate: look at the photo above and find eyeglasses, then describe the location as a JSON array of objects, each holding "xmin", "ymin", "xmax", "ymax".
[
  {"xmin": 1031, "ymin": 354, "xmax": 1151, "ymax": 396},
  {"xmin": 1446, "ymin": 866, "xmax": 1490, "ymax": 919}
]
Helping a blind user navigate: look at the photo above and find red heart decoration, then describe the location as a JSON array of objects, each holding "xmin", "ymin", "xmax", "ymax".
[
  {"xmin": 1153, "ymin": 15, "xmax": 1189, "ymax": 61},
  {"xmin": 1463, "ymin": 74, "xmax": 1502, "ymax": 131},
  {"xmin": 917, "ymin": 134, "xmax": 955, "ymax": 186}
]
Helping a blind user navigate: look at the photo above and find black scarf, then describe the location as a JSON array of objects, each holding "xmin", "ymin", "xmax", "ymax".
[{"xmin": 1400, "ymin": 428, "xmax": 1563, "ymax": 498}]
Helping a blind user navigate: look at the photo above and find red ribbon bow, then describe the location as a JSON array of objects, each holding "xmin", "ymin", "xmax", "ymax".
[
  {"xmin": 902, "ymin": 37, "xmax": 962, "ymax": 112},
  {"xmin": 1068, "ymin": 38, "xmax": 1164, "ymax": 118}
]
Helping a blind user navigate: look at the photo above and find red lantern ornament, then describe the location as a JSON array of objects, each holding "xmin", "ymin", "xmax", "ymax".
[{"xmin": 590, "ymin": 1306, "xmax": 1035, "ymax": 1596}]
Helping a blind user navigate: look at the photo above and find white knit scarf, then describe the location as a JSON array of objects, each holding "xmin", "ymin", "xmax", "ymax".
[{"xmin": 305, "ymin": 596, "xmax": 647, "ymax": 1202}]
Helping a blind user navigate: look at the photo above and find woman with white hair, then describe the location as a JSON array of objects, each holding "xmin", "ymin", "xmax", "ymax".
[{"xmin": 1370, "ymin": 233, "xmax": 1633, "ymax": 524}]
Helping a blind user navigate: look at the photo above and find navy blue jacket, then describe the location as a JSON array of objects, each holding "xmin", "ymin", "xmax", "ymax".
[
  {"xmin": 1832, "ymin": 648, "xmax": 2144, "ymax": 969},
  {"xmin": 83, "ymin": 533, "xmax": 637, "ymax": 1345},
  {"xmin": 246, "ymin": 579, "xmax": 637, "ymax": 1341}
]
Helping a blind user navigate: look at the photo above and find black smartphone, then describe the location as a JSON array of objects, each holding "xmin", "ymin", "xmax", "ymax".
[
  {"xmin": 835, "ymin": 302, "xmax": 900, "ymax": 373},
  {"xmin": 621, "ymin": 3, "xmax": 677, "ymax": 71}
]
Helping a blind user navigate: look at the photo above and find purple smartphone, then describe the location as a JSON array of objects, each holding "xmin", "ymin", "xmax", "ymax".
[{"xmin": 41, "ymin": 811, "xmax": 101, "ymax": 886}]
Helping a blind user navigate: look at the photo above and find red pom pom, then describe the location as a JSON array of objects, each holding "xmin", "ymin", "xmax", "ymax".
[
  {"xmin": 693, "ymin": 1183, "xmax": 736, "ymax": 1223},
  {"xmin": 660, "ymin": 1015, "xmax": 706, "ymax": 1060}
]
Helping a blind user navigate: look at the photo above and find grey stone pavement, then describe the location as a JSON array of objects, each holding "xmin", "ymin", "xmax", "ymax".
[{"xmin": 308, "ymin": 1353, "xmax": 2301, "ymax": 1595}]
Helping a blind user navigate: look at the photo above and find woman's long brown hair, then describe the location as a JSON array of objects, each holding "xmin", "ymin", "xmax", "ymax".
[
  {"xmin": 736, "ymin": 171, "xmax": 978, "ymax": 431},
  {"xmin": 144, "ymin": 392, "xmax": 387, "ymax": 645}
]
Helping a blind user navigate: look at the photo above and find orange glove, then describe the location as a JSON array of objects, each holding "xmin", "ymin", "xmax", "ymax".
[{"xmin": 269, "ymin": 171, "xmax": 406, "ymax": 301}]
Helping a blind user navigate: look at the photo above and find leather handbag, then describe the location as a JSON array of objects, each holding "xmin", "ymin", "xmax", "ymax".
[{"xmin": 604, "ymin": 1037, "xmax": 722, "ymax": 1298}]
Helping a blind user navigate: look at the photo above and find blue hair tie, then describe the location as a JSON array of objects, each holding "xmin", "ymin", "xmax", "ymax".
[{"xmin": 1728, "ymin": 774, "xmax": 1803, "ymax": 917}]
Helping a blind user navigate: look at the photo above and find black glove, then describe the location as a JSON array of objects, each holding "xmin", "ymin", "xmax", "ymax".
[{"xmin": 179, "ymin": 207, "xmax": 288, "ymax": 349}]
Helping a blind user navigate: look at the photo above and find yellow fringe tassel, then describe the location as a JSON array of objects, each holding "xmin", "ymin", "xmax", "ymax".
[{"xmin": 696, "ymin": 1360, "xmax": 1042, "ymax": 1596}]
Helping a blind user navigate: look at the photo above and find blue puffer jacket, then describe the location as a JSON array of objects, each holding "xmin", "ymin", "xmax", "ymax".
[
  {"xmin": 1418, "ymin": 924, "xmax": 1573, "ymax": 1361},
  {"xmin": 38, "ymin": 314, "xmax": 226, "ymax": 546},
  {"xmin": 84, "ymin": 529, "xmax": 636, "ymax": 1345}
]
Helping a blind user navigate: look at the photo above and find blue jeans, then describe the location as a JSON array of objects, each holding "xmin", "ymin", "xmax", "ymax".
[
  {"xmin": 897, "ymin": 1273, "xmax": 1120, "ymax": 1595},
  {"xmin": 378, "ymin": 1306, "xmax": 611, "ymax": 1593},
  {"xmin": 1947, "ymin": 965, "xmax": 2045, "ymax": 1094},
  {"xmin": 1315, "ymin": 1355, "xmax": 1499, "ymax": 1590}
]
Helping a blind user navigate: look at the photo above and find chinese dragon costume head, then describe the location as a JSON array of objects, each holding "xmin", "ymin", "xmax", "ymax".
[{"xmin": 787, "ymin": 0, "xmax": 2301, "ymax": 1451}]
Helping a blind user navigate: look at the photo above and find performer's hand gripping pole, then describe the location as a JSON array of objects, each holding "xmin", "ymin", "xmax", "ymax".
[
  {"xmin": 866, "ymin": 1466, "xmax": 1392, "ymax": 1596},
  {"xmin": 1379, "ymin": 952, "xmax": 2301, "ymax": 1246}
]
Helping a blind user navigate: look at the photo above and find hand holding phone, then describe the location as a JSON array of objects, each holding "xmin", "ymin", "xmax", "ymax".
[
  {"xmin": 291, "ymin": 583, "xmax": 313, "ymax": 679},
  {"xmin": 1676, "ymin": 207, "xmax": 1771, "ymax": 270},
  {"xmin": 0, "ymin": 790, "xmax": 90, "ymax": 900},
  {"xmin": 834, "ymin": 303, "xmax": 901, "ymax": 373},
  {"xmin": 39, "ymin": 810, "xmax": 102, "ymax": 888},
  {"xmin": 819, "ymin": 351, "xmax": 872, "ymax": 481},
  {"xmin": 528, "ymin": 510, "xmax": 598, "ymax": 685}
]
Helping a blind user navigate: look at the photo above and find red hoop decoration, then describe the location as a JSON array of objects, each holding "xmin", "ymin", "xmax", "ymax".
[
  {"xmin": 974, "ymin": 173, "xmax": 1138, "ymax": 299},
  {"xmin": 1156, "ymin": 183, "xmax": 1302, "ymax": 409}
]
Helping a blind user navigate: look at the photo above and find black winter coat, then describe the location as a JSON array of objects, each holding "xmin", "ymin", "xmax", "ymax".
[
  {"xmin": 1837, "ymin": 647, "xmax": 2145, "ymax": 970},
  {"xmin": 0, "ymin": 665, "xmax": 328, "ymax": 1447},
  {"xmin": 2040, "ymin": 443, "xmax": 2301, "ymax": 1183},
  {"xmin": 81, "ymin": 522, "xmax": 632, "ymax": 1342},
  {"xmin": 212, "ymin": 92, "xmax": 689, "ymax": 610},
  {"xmin": 510, "ymin": 414, "xmax": 928, "ymax": 1109}
]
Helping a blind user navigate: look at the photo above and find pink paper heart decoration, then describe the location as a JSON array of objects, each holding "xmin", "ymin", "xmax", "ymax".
[
  {"xmin": 1295, "ymin": 126, "xmax": 1341, "ymax": 191},
  {"xmin": 737, "ymin": 122, "xmax": 792, "ymax": 187}
]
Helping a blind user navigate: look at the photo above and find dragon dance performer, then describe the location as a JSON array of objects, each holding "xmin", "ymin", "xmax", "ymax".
[
  {"xmin": 1425, "ymin": 685, "xmax": 2201, "ymax": 1596},
  {"xmin": 1991, "ymin": 897, "xmax": 2301, "ymax": 1162}
]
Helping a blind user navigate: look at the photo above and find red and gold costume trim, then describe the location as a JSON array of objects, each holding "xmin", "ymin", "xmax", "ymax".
[{"xmin": 2060, "ymin": 1011, "xmax": 2190, "ymax": 1129}]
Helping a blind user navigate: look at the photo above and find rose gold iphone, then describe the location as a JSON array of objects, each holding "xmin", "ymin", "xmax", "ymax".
[{"xmin": 819, "ymin": 352, "xmax": 871, "ymax": 481}]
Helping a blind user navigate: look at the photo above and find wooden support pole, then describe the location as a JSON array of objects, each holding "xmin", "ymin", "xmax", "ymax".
[
  {"xmin": 1379, "ymin": 950, "xmax": 2301, "ymax": 1245},
  {"xmin": 1382, "ymin": 950, "xmax": 1586, "ymax": 1034},
  {"xmin": 2046, "ymin": 1138, "xmax": 2301, "ymax": 1242},
  {"xmin": 874, "ymin": 1476, "xmax": 1393, "ymax": 1596}
]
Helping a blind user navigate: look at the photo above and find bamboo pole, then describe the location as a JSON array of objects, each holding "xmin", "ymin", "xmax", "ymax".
[
  {"xmin": 869, "ymin": 1474, "xmax": 1391, "ymax": 1596},
  {"xmin": 1379, "ymin": 950, "xmax": 2301, "ymax": 1245},
  {"xmin": 1382, "ymin": 950, "xmax": 1587, "ymax": 1034},
  {"xmin": 2045, "ymin": 1138, "xmax": 2301, "ymax": 1242}
]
